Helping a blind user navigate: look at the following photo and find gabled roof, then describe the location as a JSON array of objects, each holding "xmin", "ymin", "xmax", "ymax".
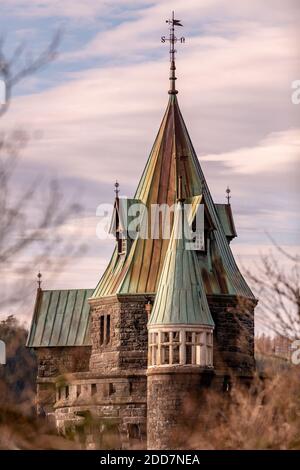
[
  {"xmin": 149, "ymin": 203, "xmax": 214, "ymax": 327},
  {"xmin": 27, "ymin": 289, "xmax": 93, "ymax": 347},
  {"xmin": 92, "ymin": 92, "xmax": 255, "ymax": 300}
]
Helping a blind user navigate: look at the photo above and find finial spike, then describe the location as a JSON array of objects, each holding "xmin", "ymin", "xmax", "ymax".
[
  {"xmin": 37, "ymin": 271, "xmax": 42, "ymax": 290},
  {"xmin": 226, "ymin": 186, "xmax": 231, "ymax": 205},
  {"xmin": 114, "ymin": 180, "xmax": 120, "ymax": 197},
  {"xmin": 161, "ymin": 11, "xmax": 185, "ymax": 95}
]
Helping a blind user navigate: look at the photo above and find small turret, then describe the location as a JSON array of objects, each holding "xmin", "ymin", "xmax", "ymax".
[{"xmin": 148, "ymin": 202, "xmax": 214, "ymax": 368}]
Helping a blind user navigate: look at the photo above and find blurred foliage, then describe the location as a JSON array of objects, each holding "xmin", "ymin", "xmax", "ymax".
[
  {"xmin": 173, "ymin": 366, "xmax": 300, "ymax": 450},
  {"xmin": 0, "ymin": 315, "xmax": 36, "ymax": 410},
  {"xmin": 0, "ymin": 314, "xmax": 78, "ymax": 449}
]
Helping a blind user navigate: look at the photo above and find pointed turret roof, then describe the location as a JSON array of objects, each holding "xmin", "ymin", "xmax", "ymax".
[
  {"xmin": 92, "ymin": 94, "xmax": 203, "ymax": 297},
  {"xmin": 92, "ymin": 91, "xmax": 254, "ymax": 299},
  {"xmin": 92, "ymin": 21, "xmax": 255, "ymax": 300},
  {"xmin": 148, "ymin": 202, "xmax": 214, "ymax": 326}
]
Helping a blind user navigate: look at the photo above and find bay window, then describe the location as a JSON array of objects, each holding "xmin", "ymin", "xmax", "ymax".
[{"xmin": 148, "ymin": 327, "xmax": 213, "ymax": 368}]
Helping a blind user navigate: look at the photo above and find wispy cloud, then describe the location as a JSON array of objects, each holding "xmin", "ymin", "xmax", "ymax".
[
  {"xmin": 203, "ymin": 129, "xmax": 300, "ymax": 174},
  {"xmin": 1, "ymin": 0, "xmax": 144, "ymax": 20}
]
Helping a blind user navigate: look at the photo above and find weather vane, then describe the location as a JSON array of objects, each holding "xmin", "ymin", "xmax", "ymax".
[{"xmin": 161, "ymin": 11, "xmax": 185, "ymax": 95}]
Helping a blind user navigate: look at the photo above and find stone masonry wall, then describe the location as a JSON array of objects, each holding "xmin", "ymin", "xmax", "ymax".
[
  {"xmin": 54, "ymin": 373, "xmax": 147, "ymax": 449},
  {"xmin": 119, "ymin": 297, "xmax": 149, "ymax": 370},
  {"xmin": 147, "ymin": 368, "xmax": 214, "ymax": 450},
  {"xmin": 35, "ymin": 346, "xmax": 91, "ymax": 417},
  {"xmin": 89, "ymin": 297, "xmax": 121, "ymax": 373},
  {"xmin": 207, "ymin": 295, "xmax": 256, "ymax": 378},
  {"xmin": 37, "ymin": 346, "xmax": 91, "ymax": 378},
  {"xmin": 89, "ymin": 294, "xmax": 152, "ymax": 374}
]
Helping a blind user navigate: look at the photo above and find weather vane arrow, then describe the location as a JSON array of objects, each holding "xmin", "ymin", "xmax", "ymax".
[
  {"xmin": 172, "ymin": 19, "xmax": 183, "ymax": 27},
  {"xmin": 160, "ymin": 11, "xmax": 185, "ymax": 95}
]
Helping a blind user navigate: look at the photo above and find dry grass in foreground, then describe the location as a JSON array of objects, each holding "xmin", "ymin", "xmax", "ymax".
[
  {"xmin": 0, "ymin": 405, "xmax": 79, "ymax": 450},
  {"xmin": 1, "ymin": 366, "xmax": 299, "ymax": 449},
  {"xmin": 179, "ymin": 367, "xmax": 300, "ymax": 450}
]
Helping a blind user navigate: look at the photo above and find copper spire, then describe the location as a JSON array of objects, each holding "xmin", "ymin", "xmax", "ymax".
[
  {"xmin": 92, "ymin": 35, "xmax": 254, "ymax": 300},
  {"xmin": 163, "ymin": 11, "xmax": 185, "ymax": 95}
]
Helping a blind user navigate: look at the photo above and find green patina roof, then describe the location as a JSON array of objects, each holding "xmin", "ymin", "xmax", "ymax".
[
  {"xmin": 149, "ymin": 203, "xmax": 214, "ymax": 327},
  {"xmin": 27, "ymin": 289, "xmax": 93, "ymax": 347},
  {"xmin": 92, "ymin": 94, "xmax": 255, "ymax": 300}
]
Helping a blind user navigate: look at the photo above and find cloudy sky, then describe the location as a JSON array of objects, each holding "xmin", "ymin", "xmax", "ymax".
[{"xmin": 0, "ymin": 0, "xmax": 299, "ymax": 323}]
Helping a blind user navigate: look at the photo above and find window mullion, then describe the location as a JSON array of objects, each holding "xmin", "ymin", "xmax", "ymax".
[
  {"xmin": 201, "ymin": 331, "xmax": 206, "ymax": 366},
  {"xmin": 169, "ymin": 332, "xmax": 173, "ymax": 365},
  {"xmin": 157, "ymin": 331, "xmax": 162, "ymax": 366},
  {"xmin": 180, "ymin": 330, "xmax": 186, "ymax": 364},
  {"xmin": 192, "ymin": 332, "xmax": 196, "ymax": 364}
]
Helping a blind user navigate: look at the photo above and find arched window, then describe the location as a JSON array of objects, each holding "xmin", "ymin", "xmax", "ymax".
[{"xmin": 99, "ymin": 314, "xmax": 111, "ymax": 346}]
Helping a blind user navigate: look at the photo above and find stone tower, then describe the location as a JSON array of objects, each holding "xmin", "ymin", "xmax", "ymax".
[{"xmin": 27, "ymin": 12, "xmax": 256, "ymax": 449}]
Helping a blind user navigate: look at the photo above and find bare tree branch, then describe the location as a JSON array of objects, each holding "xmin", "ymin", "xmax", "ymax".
[
  {"xmin": 245, "ymin": 246, "xmax": 300, "ymax": 340},
  {"xmin": 0, "ymin": 30, "xmax": 86, "ymax": 309},
  {"xmin": 0, "ymin": 30, "xmax": 61, "ymax": 116}
]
